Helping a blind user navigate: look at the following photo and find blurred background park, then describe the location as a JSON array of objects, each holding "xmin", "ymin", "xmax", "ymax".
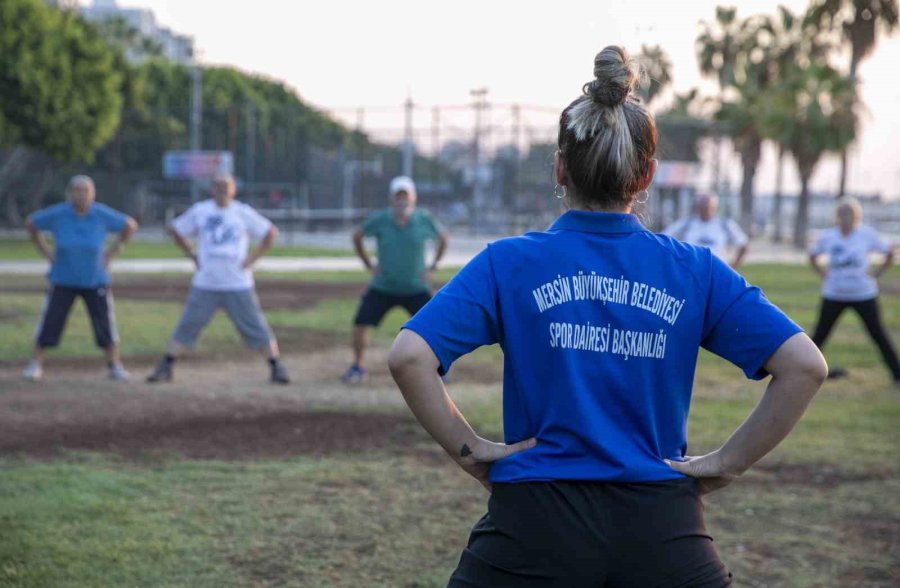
[{"xmin": 0, "ymin": 0, "xmax": 898, "ymax": 586}]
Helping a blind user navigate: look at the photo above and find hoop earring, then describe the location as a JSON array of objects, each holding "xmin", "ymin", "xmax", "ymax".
[
  {"xmin": 554, "ymin": 184, "xmax": 567, "ymax": 200},
  {"xmin": 635, "ymin": 189, "xmax": 650, "ymax": 204}
]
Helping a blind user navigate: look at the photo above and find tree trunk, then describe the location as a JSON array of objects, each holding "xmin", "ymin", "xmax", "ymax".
[
  {"xmin": 0, "ymin": 147, "xmax": 31, "ymax": 225},
  {"xmin": 772, "ymin": 145, "xmax": 785, "ymax": 243},
  {"xmin": 794, "ymin": 174, "xmax": 812, "ymax": 249},
  {"xmin": 5, "ymin": 189, "xmax": 23, "ymax": 226},
  {"xmin": 738, "ymin": 139, "xmax": 761, "ymax": 236},
  {"xmin": 837, "ymin": 148, "xmax": 848, "ymax": 199},
  {"xmin": 838, "ymin": 58, "xmax": 860, "ymax": 199}
]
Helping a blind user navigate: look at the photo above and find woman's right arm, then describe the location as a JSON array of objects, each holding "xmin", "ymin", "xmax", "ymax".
[
  {"xmin": 25, "ymin": 216, "xmax": 54, "ymax": 263},
  {"xmin": 667, "ymin": 332, "xmax": 827, "ymax": 493},
  {"xmin": 809, "ymin": 253, "xmax": 827, "ymax": 278}
]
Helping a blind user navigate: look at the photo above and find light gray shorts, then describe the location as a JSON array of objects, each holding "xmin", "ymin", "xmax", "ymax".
[{"xmin": 172, "ymin": 287, "xmax": 274, "ymax": 349}]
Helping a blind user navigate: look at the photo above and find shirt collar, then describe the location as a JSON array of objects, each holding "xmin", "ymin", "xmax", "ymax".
[{"xmin": 549, "ymin": 210, "xmax": 648, "ymax": 234}]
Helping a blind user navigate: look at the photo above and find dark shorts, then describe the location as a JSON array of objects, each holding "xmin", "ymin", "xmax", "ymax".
[
  {"xmin": 34, "ymin": 285, "xmax": 119, "ymax": 349},
  {"xmin": 353, "ymin": 287, "xmax": 431, "ymax": 327},
  {"xmin": 449, "ymin": 479, "xmax": 732, "ymax": 587}
]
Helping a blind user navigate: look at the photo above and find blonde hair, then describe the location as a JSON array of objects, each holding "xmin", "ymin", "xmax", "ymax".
[
  {"xmin": 558, "ymin": 46, "xmax": 656, "ymax": 209},
  {"xmin": 835, "ymin": 196, "xmax": 863, "ymax": 227}
]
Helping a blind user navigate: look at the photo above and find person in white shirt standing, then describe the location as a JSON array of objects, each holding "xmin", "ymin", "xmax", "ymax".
[
  {"xmin": 809, "ymin": 197, "xmax": 898, "ymax": 385},
  {"xmin": 146, "ymin": 173, "xmax": 290, "ymax": 384},
  {"xmin": 663, "ymin": 193, "xmax": 749, "ymax": 268}
]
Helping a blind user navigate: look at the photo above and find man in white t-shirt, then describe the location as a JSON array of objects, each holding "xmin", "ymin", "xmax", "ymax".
[
  {"xmin": 146, "ymin": 173, "xmax": 290, "ymax": 384},
  {"xmin": 809, "ymin": 197, "xmax": 898, "ymax": 384},
  {"xmin": 663, "ymin": 193, "xmax": 749, "ymax": 268}
]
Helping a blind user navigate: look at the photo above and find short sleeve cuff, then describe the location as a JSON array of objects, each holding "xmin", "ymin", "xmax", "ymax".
[
  {"xmin": 742, "ymin": 322, "xmax": 804, "ymax": 380},
  {"xmin": 401, "ymin": 324, "xmax": 454, "ymax": 376},
  {"xmin": 30, "ymin": 211, "xmax": 53, "ymax": 230},
  {"xmin": 110, "ymin": 214, "xmax": 128, "ymax": 232}
]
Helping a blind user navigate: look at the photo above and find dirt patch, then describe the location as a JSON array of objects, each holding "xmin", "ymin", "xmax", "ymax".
[
  {"xmin": 838, "ymin": 514, "xmax": 900, "ymax": 586},
  {"xmin": 0, "ymin": 277, "xmax": 366, "ymax": 311},
  {"xmin": 0, "ymin": 389, "xmax": 419, "ymax": 460},
  {"xmin": 751, "ymin": 462, "xmax": 891, "ymax": 486}
]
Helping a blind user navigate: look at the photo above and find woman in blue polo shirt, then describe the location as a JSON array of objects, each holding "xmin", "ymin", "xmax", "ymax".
[
  {"xmin": 23, "ymin": 175, "xmax": 138, "ymax": 382},
  {"xmin": 389, "ymin": 47, "xmax": 827, "ymax": 587}
]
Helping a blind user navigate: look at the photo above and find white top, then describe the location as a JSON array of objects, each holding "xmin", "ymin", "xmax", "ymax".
[
  {"xmin": 809, "ymin": 225, "xmax": 892, "ymax": 301},
  {"xmin": 171, "ymin": 199, "xmax": 273, "ymax": 291},
  {"xmin": 662, "ymin": 215, "xmax": 748, "ymax": 261}
]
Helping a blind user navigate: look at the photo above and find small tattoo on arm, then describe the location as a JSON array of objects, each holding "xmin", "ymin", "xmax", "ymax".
[{"xmin": 460, "ymin": 444, "xmax": 472, "ymax": 458}]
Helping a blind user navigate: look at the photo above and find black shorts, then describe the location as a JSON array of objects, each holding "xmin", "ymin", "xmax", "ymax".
[
  {"xmin": 34, "ymin": 285, "xmax": 119, "ymax": 349},
  {"xmin": 449, "ymin": 479, "xmax": 732, "ymax": 587},
  {"xmin": 353, "ymin": 288, "xmax": 431, "ymax": 327}
]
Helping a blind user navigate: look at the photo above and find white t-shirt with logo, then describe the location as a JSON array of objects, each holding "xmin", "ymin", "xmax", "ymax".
[
  {"xmin": 663, "ymin": 215, "xmax": 749, "ymax": 261},
  {"xmin": 171, "ymin": 199, "xmax": 273, "ymax": 291},
  {"xmin": 809, "ymin": 225, "xmax": 892, "ymax": 301}
]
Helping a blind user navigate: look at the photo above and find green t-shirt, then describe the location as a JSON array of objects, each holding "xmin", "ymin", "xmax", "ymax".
[{"xmin": 362, "ymin": 208, "xmax": 442, "ymax": 295}]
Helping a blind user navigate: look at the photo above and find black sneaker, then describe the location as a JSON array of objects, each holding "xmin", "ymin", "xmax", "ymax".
[
  {"xmin": 270, "ymin": 361, "xmax": 291, "ymax": 384},
  {"xmin": 827, "ymin": 366, "xmax": 849, "ymax": 380},
  {"xmin": 146, "ymin": 358, "xmax": 173, "ymax": 383}
]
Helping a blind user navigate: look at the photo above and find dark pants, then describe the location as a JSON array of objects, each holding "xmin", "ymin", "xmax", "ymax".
[
  {"xmin": 449, "ymin": 479, "xmax": 732, "ymax": 587},
  {"xmin": 34, "ymin": 286, "xmax": 118, "ymax": 349},
  {"xmin": 353, "ymin": 287, "xmax": 432, "ymax": 327},
  {"xmin": 811, "ymin": 297, "xmax": 900, "ymax": 381}
]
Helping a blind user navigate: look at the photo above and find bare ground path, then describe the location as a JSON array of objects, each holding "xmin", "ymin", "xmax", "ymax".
[{"xmin": 0, "ymin": 344, "xmax": 501, "ymax": 461}]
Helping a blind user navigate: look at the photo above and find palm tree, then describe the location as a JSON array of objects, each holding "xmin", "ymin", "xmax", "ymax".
[
  {"xmin": 806, "ymin": 0, "xmax": 899, "ymax": 197},
  {"xmin": 637, "ymin": 44, "xmax": 673, "ymax": 108},
  {"xmin": 717, "ymin": 14, "xmax": 787, "ymax": 235},
  {"xmin": 766, "ymin": 6, "xmax": 834, "ymax": 241},
  {"xmin": 759, "ymin": 65, "xmax": 856, "ymax": 248},
  {"xmin": 696, "ymin": 6, "xmax": 744, "ymax": 201}
]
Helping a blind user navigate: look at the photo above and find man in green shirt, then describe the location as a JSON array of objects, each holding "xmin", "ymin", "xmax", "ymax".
[{"xmin": 343, "ymin": 176, "xmax": 449, "ymax": 383}]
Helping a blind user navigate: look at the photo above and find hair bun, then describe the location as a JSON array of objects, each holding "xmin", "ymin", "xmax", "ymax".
[{"xmin": 583, "ymin": 46, "xmax": 637, "ymax": 108}]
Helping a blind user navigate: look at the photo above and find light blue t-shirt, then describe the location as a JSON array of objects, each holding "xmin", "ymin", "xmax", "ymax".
[
  {"xmin": 404, "ymin": 211, "xmax": 801, "ymax": 484},
  {"xmin": 31, "ymin": 202, "xmax": 128, "ymax": 288}
]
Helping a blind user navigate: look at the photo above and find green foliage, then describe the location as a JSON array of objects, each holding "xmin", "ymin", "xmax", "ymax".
[
  {"xmin": 0, "ymin": 0, "xmax": 122, "ymax": 163},
  {"xmin": 636, "ymin": 45, "xmax": 672, "ymax": 107},
  {"xmin": 758, "ymin": 65, "xmax": 856, "ymax": 179},
  {"xmin": 696, "ymin": 6, "xmax": 741, "ymax": 92},
  {"xmin": 805, "ymin": 0, "xmax": 899, "ymax": 74}
]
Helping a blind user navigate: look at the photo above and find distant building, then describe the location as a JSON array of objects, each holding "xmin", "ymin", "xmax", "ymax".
[{"xmin": 79, "ymin": 0, "xmax": 194, "ymax": 64}]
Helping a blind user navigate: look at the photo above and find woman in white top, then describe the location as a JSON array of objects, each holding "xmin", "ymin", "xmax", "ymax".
[{"xmin": 809, "ymin": 197, "xmax": 899, "ymax": 385}]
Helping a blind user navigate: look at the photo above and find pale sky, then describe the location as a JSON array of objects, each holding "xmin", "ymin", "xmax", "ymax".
[{"xmin": 83, "ymin": 0, "xmax": 900, "ymax": 199}]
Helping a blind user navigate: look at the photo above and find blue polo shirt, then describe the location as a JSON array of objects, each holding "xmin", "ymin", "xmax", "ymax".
[
  {"xmin": 31, "ymin": 202, "xmax": 128, "ymax": 289},
  {"xmin": 404, "ymin": 211, "xmax": 802, "ymax": 483}
]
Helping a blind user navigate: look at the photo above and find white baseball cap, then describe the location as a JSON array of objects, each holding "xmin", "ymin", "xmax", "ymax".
[{"xmin": 389, "ymin": 176, "xmax": 417, "ymax": 198}]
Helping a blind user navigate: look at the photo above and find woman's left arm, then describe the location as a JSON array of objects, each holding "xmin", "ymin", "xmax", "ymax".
[
  {"xmin": 105, "ymin": 217, "xmax": 138, "ymax": 266},
  {"xmin": 388, "ymin": 329, "xmax": 536, "ymax": 490},
  {"xmin": 874, "ymin": 246, "xmax": 894, "ymax": 278}
]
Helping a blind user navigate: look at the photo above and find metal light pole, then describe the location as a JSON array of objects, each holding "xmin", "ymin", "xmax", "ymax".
[
  {"xmin": 402, "ymin": 95, "xmax": 414, "ymax": 177},
  {"xmin": 189, "ymin": 61, "xmax": 203, "ymax": 200},
  {"xmin": 470, "ymin": 88, "xmax": 489, "ymax": 234}
]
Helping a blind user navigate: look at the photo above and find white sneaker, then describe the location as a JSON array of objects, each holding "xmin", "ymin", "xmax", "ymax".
[
  {"xmin": 23, "ymin": 360, "xmax": 43, "ymax": 381},
  {"xmin": 108, "ymin": 363, "xmax": 131, "ymax": 381}
]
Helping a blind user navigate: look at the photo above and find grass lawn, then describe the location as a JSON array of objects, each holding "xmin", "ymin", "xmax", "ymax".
[
  {"xmin": 1, "ymin": 387, "xmax": 896, "ymax": 587},
  {"xmin": 0, "ymin": 237, "xmax": 355, "ymax": 260},
  {"xmin": 0, "ymin": 263, "xmax": 898, "ymax": 586}
]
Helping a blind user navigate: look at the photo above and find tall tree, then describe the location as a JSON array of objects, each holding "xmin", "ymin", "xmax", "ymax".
[
  {"xmin": 806, "ymin": 0, "xmax": 899, "ymax": 197},
  {"xmin": 0, "ymin": 0, "xmax": 122, "ymax": 221},
  {"xmin": 716, "ymin": 14, "xmax": 782, "ymax": 235},
  {"xmin": 759, "ymin": 65, "xmax": 856, "ymax": 248},
  {"xmin": 764, "ymin": 6, "xmax": 833, "ymax": 242},
  {"xmin": 636, "ymin": 44, "xmax": 672, "ymax": 108},
  {"xmin": 696, "ymin": 6, "xmax": 744, "ymax": 214}
]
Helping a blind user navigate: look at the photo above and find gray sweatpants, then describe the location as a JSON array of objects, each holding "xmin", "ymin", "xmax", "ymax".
[{"xmin": 172, "ymin": 287, "xmax": 274, "ymax": 349}]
